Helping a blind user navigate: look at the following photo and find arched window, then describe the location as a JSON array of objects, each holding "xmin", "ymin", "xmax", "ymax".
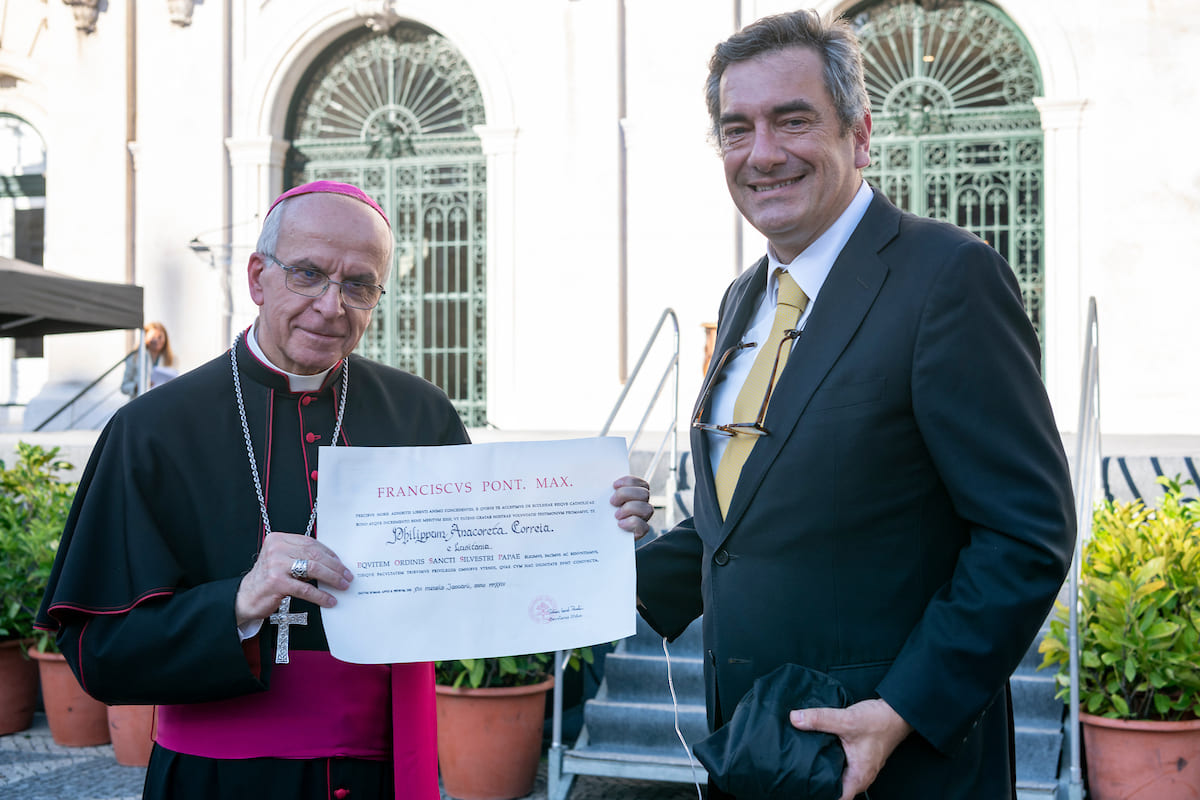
[
  {"xmin": 852, "ymin": 0, "xmax": 1046, "ymax": 352},
  {"xmin": 287, "ymin": 23, "xmax": 488, "ymax": 426}
]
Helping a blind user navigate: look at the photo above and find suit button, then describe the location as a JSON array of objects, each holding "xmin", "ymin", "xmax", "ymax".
[{"xmin": 713, "ymin": 548, "xmax": 730, "ymax": 566}]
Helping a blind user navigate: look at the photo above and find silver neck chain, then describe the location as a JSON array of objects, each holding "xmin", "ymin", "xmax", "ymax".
[{"xmin": 230, "ymin": 331, "xmax": 349, "ymax": 539}]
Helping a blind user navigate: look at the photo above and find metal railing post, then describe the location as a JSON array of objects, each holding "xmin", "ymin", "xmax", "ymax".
[
  {"xmin": 549, "ymin": 307, "xmax": 681, "ymax": 800},
  {"xmin": 1067, "ymin": 296, "xmax": 1100, "ymax": 800}
]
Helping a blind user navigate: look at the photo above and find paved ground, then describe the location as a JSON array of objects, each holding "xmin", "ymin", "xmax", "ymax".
[{"xmin": 0, "ymin": 714, "xmax": 705, "ymax": 800}]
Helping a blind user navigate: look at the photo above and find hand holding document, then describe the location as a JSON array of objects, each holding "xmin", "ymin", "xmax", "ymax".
[{"xmin": 317, "ymin": 437, "xmax": 636, "ymax": 664}]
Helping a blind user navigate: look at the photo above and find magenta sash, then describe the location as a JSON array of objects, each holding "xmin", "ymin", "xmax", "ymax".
[{"xmin": 155, "ymin": 652, "xmax": 438, "ymax": 799}]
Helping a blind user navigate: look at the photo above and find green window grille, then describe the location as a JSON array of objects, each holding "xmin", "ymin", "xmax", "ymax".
[
  {"xmin": 286, "ymin": 24, "xmax": 488, "ymax": 426},
  {"xmin": 852, "ymin": 0, "xmax": 1046, "ymax": 350}
]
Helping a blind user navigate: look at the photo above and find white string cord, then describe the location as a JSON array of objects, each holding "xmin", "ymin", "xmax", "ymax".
[{"xmin": 662, "ymin": 636, "xmax": 704, "ymax": 800}]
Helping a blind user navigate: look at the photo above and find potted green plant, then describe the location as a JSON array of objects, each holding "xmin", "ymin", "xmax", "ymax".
[
  {"xmin": 0, "ymin": 442, "xmax": 75, "ymax": 735},
  {"xmin": 0, "ymin": 442, "xmax": 111, "ymax": 746},
  {"xmin": 1039, "ymin": 475, "xmax": 1200, "ymax": 799},
  {"xmin": 434, "ymin": 649, "xmax": 592, "ymax": 800}
]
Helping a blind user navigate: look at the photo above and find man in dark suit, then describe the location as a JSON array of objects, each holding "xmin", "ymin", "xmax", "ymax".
[{"xmin": 634, "ymin": 10, "xmax": 1076, "ymax": 799}]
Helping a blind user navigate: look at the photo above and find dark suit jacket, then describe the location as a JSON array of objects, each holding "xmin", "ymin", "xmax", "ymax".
[{"xmin": 636, "ymin": 190, "xmax": 1076, "ymax": 798}]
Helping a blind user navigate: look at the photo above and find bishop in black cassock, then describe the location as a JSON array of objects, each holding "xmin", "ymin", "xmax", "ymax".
[
  {"xmin": 36, "ymin": 182, "xmax": 467, "ymax": 800},
  {"xmin": 36, "ymin": 180, "xmax": 655, "ymax": 800}
]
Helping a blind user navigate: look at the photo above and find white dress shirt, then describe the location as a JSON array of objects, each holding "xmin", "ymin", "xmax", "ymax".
[{"xmin": 706, "ymin": 180, "xmax": 874, "ymax": 472}]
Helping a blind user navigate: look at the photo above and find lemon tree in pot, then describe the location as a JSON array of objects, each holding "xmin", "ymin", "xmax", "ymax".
[
  {"xmin": 0, "ymin": 443, "xmax": 75, "ymax": 735},
  {"xmin": 434, "ymin": 649, "xmax": 592, "ymax": 800},
  {"xmin": 1039, "ymin": 476, "xmax": 1200, "ymax": 799}
]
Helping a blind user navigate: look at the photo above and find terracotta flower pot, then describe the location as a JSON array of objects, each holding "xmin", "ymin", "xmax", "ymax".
[
  {"xmin": 27, "ymin": 647, "xmax": 110, "ymax": 747},
  {"xmin": 0, "ymin": 639, "xmax": 39, "ymax": 735},
  {"xmin": 1081, "ymin": 711, "xmax": 1200, "ymax": 800},
  {"xmin": 108, "ymin": 704, "xmax": 156, "ymax": 766},
  {"xmin": 435, "ymin": 677, "xmax": 554, "ymax": 800}
]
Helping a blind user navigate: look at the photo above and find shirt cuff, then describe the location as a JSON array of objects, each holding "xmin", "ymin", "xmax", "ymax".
[{"xmin": 237, "ymin": 618, "xmax": 264, "ymax": 642}]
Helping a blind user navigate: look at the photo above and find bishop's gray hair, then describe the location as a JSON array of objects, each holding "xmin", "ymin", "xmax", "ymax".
[{"xmin": 255, "ymin": 193, "xmax": 395, "ymax": 280}]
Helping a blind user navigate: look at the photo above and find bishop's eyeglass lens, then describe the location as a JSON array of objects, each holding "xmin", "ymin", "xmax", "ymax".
[{"xmin": 264, "ymin": 254, "xmax": 385, "ymax": 310}]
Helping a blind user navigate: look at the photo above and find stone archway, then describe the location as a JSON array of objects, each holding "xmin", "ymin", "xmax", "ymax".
[
  {"xmin": 851, "ymin": 0, "xmax": 1047, "ymax": 356},
  {"xmin": 286, "ymin": 22, "xmax": 488, "ymax": 426}
]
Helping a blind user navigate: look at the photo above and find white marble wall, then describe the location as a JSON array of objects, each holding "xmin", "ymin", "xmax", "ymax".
[{"xmin": 0, "ymin": 0, "xmax": 1196, "ymax": 437}]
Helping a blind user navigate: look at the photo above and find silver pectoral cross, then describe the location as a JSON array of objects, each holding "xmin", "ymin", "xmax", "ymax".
[{"xmin": 268, "ymin": 596, "xmax": 308, "ymax": 664}]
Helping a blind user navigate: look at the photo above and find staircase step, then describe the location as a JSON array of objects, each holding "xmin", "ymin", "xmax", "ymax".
[
  {"xmin": 623, "ymin": 615, "xmax": 704, "ymax": 657},
  {"xmin": 562, "ymin": 730, "xmax": 709, "ymax": 785},
  {"xmin": 1014, "ymin": 724, "xmax": 1064, "ymax": 787},
  {"xmin": 601, "ymin": 651, "xmax": 705, "ymax": 705},
  {"xmin": 582, "ymin": 699, "xmax": 710, "ymax": 754},
  {"xmin": 1015, "ymin": 781, "xmax": 1061, "ymax": 800},
  {"xmin": 1011, "ymin": 671, "xmax": 1065, "ymax": 724}
]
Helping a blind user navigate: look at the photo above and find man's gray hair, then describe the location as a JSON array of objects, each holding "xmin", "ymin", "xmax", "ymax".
[{"xmin": 704, "ymin": 9, "xmax": 870, "ymax": 142}]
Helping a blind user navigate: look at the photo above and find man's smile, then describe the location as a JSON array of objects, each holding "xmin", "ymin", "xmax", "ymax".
[{"xmin": 750, "ymin": 175, "xmax": 803, "ymax": 192}]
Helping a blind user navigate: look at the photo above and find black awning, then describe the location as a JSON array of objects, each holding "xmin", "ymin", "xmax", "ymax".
[{"xmin": 0, "ymin": 256, "xmax": 143, "ymax": 338}]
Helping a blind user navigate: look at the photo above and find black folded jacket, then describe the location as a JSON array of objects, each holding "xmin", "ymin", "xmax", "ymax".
[{"xmin": 692, "ymin": 663, "xmax": 851, "ymax": 800}]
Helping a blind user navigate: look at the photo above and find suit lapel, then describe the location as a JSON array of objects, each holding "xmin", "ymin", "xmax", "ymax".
[
  {"xmin": 689, "ymin": 256, "xmax": 770, "ymax": 511},
  {"xmin": 715, "ymin": 192, "xmax": 902, "ymax": 538}
]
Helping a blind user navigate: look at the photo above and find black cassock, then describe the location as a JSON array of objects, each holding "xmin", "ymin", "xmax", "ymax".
[{"xmin": 36, "ymin": 335, "xmax": 469, "ymax": 799}]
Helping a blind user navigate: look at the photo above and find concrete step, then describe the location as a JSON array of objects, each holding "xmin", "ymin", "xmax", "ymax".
[
  {"xmin": 600, "ymin": 651, "xmax": 705, "ymax": 705},
  {"xmin": 1012, "ymin": 671, "xmax": 1064, "ymax": 724},
  {"xmin": 623, "ymin": 615, "xmax": 704, "ymax": 657},
  {"xmin": 582, "ymin": 699, "xmax": 710, "ymax": 754},
  {"xmin": 561, "ymin": 723, "xmax": 708, "ymax": 786},
  {"xmin": 1012, "ymin": 620, "xmax": 1066, "ymax": 790},
  {"xmin": 1015, "ymin": 781, "xmax": 1061, "ymax": 800},
  {"xmin": 1015, "ymin": 723, "xmax": 1064, "ymax": 783}
]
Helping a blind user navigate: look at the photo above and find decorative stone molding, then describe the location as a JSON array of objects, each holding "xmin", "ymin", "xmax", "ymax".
[
  {"xmin": 167, "ymin": 0, "xmax": 195, "ymax": 27},
  {"xmin": 473, "ymin": 126, "xmax": 519, "ymax": 158},
  {"xmin": 354, "ymin": 0, "xmax": 401, "ymax": 32},
  {"xmin": 62, "ymin": 0, "xmax": 101, "ymax": 34}
]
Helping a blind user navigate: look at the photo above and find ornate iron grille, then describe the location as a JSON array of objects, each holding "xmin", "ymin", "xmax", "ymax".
[
  {"xmin": 853, "ymin": 1, "xmax": 1046, "ymax": 350},
  {"xmin": 286, "ymin": 24, "xmax": 488, "ymax": 426}
]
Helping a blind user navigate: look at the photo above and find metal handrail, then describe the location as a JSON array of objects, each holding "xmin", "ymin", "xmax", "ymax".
[
  {"xmin": 599, "ymin": 308, "xmax": 681, "ymax": 521},
  {"xmin": 32, "ymin": 351, "xmax": 134, "ymax": 432},
  {"xmin": 1066, "ymin": 296, "xmax": 1101, "ymax": 800},
  {"xmin": 549, "ymin": 307, "xmax": 682, "ymax": 800}
]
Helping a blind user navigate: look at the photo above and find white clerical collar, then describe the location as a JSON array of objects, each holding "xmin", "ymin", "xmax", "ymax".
[
  {"xmin": 766, "ymin": 179, "xmax": 874, "ymax": 311},
  {"xmin": 247, "ymin": 322, "xmax": 336, "ymax": 393}
]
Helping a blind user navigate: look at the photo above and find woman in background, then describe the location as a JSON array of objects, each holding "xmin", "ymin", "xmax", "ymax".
[{"xmin": 121, "ymin": 321, "xmax": 176, "ymax": 397}]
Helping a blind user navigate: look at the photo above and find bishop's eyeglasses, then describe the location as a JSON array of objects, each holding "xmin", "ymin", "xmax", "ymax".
[
  {"xmin": 691, "ymin": 329, "xmax": 801, "ymax": 438},
  {"xmin": 261, "ymin": 253, "xmax": 387, "ymax": 310}
]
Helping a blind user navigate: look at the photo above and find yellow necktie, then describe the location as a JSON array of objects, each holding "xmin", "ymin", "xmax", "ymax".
[{"xmin": 714, "ymin": 269, "xmax": 808, "ymax": 517}]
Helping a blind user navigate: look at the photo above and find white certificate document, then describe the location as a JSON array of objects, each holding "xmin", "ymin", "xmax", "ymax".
[{"xmin": 317, "ymin": 436, "xmax": 636, "ymax": 664}]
